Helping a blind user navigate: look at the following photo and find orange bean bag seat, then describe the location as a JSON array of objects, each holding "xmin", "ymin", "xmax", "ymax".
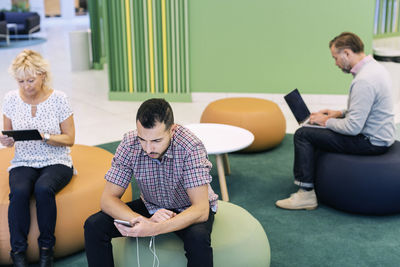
[
  {"xmin": 0, "ymin": 144, "xmax": 132, "ymax": 264},
  {"xmin": 200, "ymin": 97, "xmax": 286, "ymax": 152}
]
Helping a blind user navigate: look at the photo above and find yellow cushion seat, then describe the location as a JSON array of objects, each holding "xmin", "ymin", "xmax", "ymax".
[
  {"xmin": 0, "ymin": 144, "xmax": 132, "ymax": 264},
  {"xmin": 201, "ymin": 97, "xmax": 286, "ymax": 152}
]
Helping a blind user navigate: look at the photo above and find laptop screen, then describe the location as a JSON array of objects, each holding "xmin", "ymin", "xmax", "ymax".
[{"xmin": 284, "ymin": 89, "xmax": 311, "ymax": 124}]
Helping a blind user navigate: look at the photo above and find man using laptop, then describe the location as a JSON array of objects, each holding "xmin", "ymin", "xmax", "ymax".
[{"xmin": 276, "ymin": 32, "xmax": 395, "ymax": 210}]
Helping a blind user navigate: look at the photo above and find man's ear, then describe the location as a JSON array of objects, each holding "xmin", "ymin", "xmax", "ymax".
[
  {"xmin": 170, "ymin": 124, "xmax": 177, "ymax": 135},
  {"xmin": 343, "ymin": 48, "xmax": 352, "ymax": 58}
]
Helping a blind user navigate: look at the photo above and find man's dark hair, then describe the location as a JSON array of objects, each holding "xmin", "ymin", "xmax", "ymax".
[
  {"xmin": 329, "ymin": 32, "xmax": 364, "ymax": 53},
  {"xmin": 136, "ymin": 98, "xmax": 174, "ymax": 130}
]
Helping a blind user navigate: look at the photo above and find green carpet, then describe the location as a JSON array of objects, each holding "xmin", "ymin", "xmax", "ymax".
[{"xmin": 51, "ymin": 135, "xmax": 400, "ymax": 267}]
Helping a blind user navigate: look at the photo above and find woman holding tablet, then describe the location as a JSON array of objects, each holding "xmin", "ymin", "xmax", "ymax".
[{"xmin": 0, "ymin": 49, "xmax": 75, "ymax": 267}]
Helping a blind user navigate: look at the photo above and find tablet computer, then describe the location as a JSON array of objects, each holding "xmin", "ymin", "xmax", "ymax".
[{"xmin": 2, "ymin": 129, "xmax": 42, "ymax": 141}]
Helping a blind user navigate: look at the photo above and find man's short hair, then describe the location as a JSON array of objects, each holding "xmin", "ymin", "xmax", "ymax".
[
  {"xmin": 136, "ymin": 98, "xmax": 174, "ymax": 130},
  {"xmin": 329, "ymin": 32, "xmax": 364, "ymax": 54}
]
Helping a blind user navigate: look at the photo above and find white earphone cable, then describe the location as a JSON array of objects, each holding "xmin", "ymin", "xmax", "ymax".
[
  {"xmin": 149, "ymin": 236, "xmax": 160, "ymax": 267},
  {"xmin": 136, "ymin": 237, "xmax": 141, "ymax": 267},
  {"xmin": 134, "ymin": 236, "xmax": 160, "ymax": 267}
]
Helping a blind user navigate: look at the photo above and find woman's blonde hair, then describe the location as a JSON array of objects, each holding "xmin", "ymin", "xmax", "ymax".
[{"xmin": 9, "ymin": 49, "xmax": 52, "ymax": 89}]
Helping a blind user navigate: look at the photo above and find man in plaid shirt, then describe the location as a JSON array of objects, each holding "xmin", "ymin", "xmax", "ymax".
[{"xmin": 84, "ymin": 98, "xmax": 218, "ymax": 267}]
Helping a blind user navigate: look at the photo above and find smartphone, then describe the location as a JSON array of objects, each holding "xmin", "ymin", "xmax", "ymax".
[{"xmin": 114, "ymin": 219, "xmax": 132, "ymax": 227}]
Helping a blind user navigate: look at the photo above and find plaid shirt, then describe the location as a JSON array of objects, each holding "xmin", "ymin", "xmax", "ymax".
[{"xmin": 105, "ymin": 125, "xmax": 218, "ymax": 214}]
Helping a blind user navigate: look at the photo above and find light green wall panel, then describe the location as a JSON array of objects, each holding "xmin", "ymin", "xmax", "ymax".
[{"xmin": 189, "ymin": 0, "xmax": 376, "ymax": 94}]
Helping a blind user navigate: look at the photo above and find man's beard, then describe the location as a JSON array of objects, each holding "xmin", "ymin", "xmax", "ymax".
[
  {"xmin": 341, "ymin": 67, "xmax": 351, "ymax": 73},
  {"xmin": 340, "ymin": 55, "xmax": 351, "ymax": 73}
]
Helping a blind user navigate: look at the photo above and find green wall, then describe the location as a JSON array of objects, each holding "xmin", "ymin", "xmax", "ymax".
[{"xmin": 189, "ymin": 0, "xmax": 376, "ymax": 94}]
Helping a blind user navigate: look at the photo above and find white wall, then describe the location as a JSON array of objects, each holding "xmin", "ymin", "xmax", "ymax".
[
  {"xmin": 0, "ymin": 0, "xmax": 11, "ymax": 10},
  {"xmin": 30, "ymin": 0, "xmax": 45, "ymax": 22},
  {"xmin": 60, "ymin": 0, "xmax": 75, "ymax": 19}
]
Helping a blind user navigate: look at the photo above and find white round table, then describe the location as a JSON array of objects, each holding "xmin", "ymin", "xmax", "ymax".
[{"xmin": 185, "ymin": 123, "xmax": 254, "ymax": 201}]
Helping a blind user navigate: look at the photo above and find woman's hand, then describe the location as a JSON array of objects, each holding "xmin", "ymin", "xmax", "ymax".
[{"xmin": 0, "ymin": 134, "xmax": 15, "ymax": 147}]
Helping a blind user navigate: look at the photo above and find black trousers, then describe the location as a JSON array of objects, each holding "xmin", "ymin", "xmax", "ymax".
[
  {"xmin": 84, "ymin": 198, "xmax": 215, "ymax": 267},
  {"xmin": 8, "ymin": 164, "xmax": 73, "ymax": 252},
  {"xmin": 293, "ymin": 127, "xmax": 390, "ymax": 188}
]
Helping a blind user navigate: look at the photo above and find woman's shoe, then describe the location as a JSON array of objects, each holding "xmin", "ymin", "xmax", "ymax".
[
  {"xmin": 39, "ymin": 247, "xmax": 54, "ymax": 267},
  {"xmin": 10, "ymin": 251, "xmax": 28, "ymax": 267}
]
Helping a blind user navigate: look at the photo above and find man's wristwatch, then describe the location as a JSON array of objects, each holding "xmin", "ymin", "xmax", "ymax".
[{"xmin": 43, "ymin": 133, "xmax": 50, "ymax": 143}]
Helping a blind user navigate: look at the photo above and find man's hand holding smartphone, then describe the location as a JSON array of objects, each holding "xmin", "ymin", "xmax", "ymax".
[{"xmin": 114, "ymin": 219, "xmax": 133, "ymax": 227}]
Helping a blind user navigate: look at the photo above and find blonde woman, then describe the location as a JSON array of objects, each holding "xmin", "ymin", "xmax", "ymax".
[{"xmin": 0, "ymin": 49, "xmax": 75, "ymax": 267}]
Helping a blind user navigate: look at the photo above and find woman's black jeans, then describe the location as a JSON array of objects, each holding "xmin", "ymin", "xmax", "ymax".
[
  {"xmin": 293, "ymin": 127, "xmax": 390, "ymax": 188},
  {"xmin": 8, "ymin": 164, "xmax": 73, "ymax": 252},
  {"xmin": 84, "ymin": 198, "xmax": 215, "ymax": 267}
]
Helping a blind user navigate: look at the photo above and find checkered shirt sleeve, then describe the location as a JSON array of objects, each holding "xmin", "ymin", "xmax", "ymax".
[
  {"xmin": 182, "ymin": 142, "xmax": 213, "ymax": 189},
  {"xmin": 104, "ymin": 132, "xmax": 136, "ymax": 189}
]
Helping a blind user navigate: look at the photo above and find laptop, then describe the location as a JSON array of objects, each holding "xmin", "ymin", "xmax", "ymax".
[{"xmin": 284, "ymin": 89, "xmax": 325, "ymax": 128}]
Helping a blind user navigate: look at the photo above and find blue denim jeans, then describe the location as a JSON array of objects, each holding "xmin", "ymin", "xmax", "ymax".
[
  {"xmin": 8, "ymin": 164, "xmax": 73, "ymax": 252},
  {"xmin": 84, "ymin": 198, "xmax": 215, "ymax": 267},
  {"xmin": 293, "ymin": 127, "xmax": 390, "ymax": 188}
]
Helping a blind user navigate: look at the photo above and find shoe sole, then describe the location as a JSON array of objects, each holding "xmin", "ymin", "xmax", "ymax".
[
  {"xmin": 275, "ymin": 203, "xmax": 318, "ymax": 210},
  {"xmin": 304, "ymin": 206, "xmax": 317, "ymax": 210}
]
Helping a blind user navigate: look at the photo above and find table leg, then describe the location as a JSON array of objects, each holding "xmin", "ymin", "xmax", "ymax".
[
  {"xmin": 216, "ymin": 154, "xmax": 229, "ymax": 202},
  {"xmin": 222, "ymin": 153, "xmax": 231, "ymax": 175}
]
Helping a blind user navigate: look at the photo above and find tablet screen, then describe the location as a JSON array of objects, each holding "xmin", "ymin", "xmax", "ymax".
[{"xmin": 2, "ymin": 129, "xmax": 42, "ymax": 141}]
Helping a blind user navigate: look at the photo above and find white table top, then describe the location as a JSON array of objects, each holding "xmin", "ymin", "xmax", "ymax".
[{"xmin": 185, "ymin": 123, "xmax": 254, "ymax": 154}]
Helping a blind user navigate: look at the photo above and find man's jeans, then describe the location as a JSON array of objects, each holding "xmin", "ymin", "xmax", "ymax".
[
  {"xmin": 84, "ymin": 198, "xmax": 215, "ymax": 267},
  {"xmin": 293, "ymin": 127, "xmax": 390, "ymax": 188}
]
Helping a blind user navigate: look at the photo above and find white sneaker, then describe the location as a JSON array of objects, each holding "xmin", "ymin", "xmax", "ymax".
[{"xmin": 276, "ymin": 189, "xmax": 318, "ymax": 210}]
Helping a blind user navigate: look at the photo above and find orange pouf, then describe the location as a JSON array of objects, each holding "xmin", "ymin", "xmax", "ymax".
[
  {"xmin": 0, "ymin": 145, "xmax": 132, "ymax": 265},
  {"xmin": 200, "ymin": 97, "xmax": 286, "ymax": 152}
]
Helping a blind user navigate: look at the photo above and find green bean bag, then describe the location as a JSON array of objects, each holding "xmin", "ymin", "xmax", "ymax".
[{"xmin": 112, "ymin": 201, "xmax": 270, "ymax": 267}]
